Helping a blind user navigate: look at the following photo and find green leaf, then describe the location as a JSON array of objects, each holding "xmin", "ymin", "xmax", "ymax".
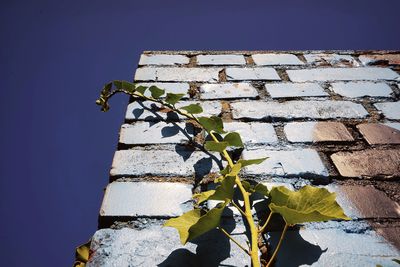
[
  {"xmin": 165, "ymin": 93, "xmax": 185, "ymax": 105},
  {"xmin": 195, "ymin": 176, "xmax": 236, "ymax": 204},
  {"xmin": 102, "ymin": 82, "xmax": 113, "ymax": 95},
  {"xmin": 198, "ymin": 116, "xmax": 225, "ymax": 134},
  {"xmin": 204, "ymin": 141, "xmax": 228, "ymax": 152},
  {"xmin": 74, "ymin": 240, "xmax": 91, "ymax": 267},
  {"xmin": 241, "ymin": 180, "xmax": 254, "ymax": 193},
  {"xmin": 113, "ymin": 80, "xmax": 135, "ymax": 92},
  {"xmin": 149, "ymin": 86, "xmax": 165, "ymax": 98},
  {"xmin": 164, "ymin": 201, "xmax": 228, "ymax": 244},
  {"xmin": 193, "ymin": 190, "xmax": 215, "ymax": 204},
  {"xmin": 135, "ymin": 85, "xmax": 147, "ymax": 95},
  {"xmin": 254, "ymin": 183, "xmax": 269, "ymax": 196},
  {"xmin": 220, "ymin": 165, "xmax": 230, "ymax": 176},
  {"xmin": 224, "ymin": 132, "xmax": 244, "ymax": 148},
  {"xmin": 237, "ymin": 157, "xmax": 268, "ymax": 167},
  {"xmin": 180, "ymin": 103, "xmax": 203, "ymax": 114},
  {"xmin": 227, "ymin": 163, "xmax": 241, "ymax": 176},
  {"xmin": 269, "ymin": 185, "xmax": 351, "ymax": 226}
]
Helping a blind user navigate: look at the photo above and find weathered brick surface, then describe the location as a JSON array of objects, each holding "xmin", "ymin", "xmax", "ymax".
[
  {"xmin": 287, "ymin": 67, "xmax": 399, "ymax": 82},
  {"xmin": 242, "ymin": 148, "xmax": 329, "ymax": 178},
  {"xmin": 231, "ymin": 100, "xmax": 368, "ymax": 120},
  {"xmin": 225, "ymin": 67, "xmax": 281, "ymax": 81},
  {"xmin": 331, "ymin": 81, "xmax": 393, "ymax": 98},
  {"xmin": 357, "ymin": 123, "xmax": 400, "ymax": 144},
  {"xmin": 196, "ymin": 54, "xmax": 246, "ymax": 65},
  {"xmin": 304, "ymin": 53, "xmax": 359, "ymax": 66},
  {"xmin": 331, "ymin": 149, "xmax": 400, "ymax": 178},
  {"xmin": 252, "ymin": 53, "xmax": 303, "ymax": 65},
  {"xmin": 359, "ymin": 54, "xmax": 400, "ymax": 65},
  {"xmin": 135, "ymin": 67, "xmax": 222, "ymax": 82},
  {"xmin": 266, "ymin": 82, "xmax": 329, "ymax": 98},
  {"xmin": 125, "ymin": 100, "xmax": 222, "ymax": 120},
  {"xmin": 224, "ymin": 122, "xmax": 278, "ymax": 145},
  {"xmin": 100, "ymin": 182, "xmax": 193, "ymax": 217},
  {"xmin": 199, "ymin": 82, "xmax": 258, "ymax": 99},
  {"xmin": 374, "ymin": 101, "xmax": 400, "ymax": 120},
  {"xmin": 284, "ymin": 121, "xmax": 354, "ymax": 143},
  {"xmin": 136, "ymin": 82, "xmax": 190, "ymax": 98},
  {"xmin": 110, "ymin": 149, "xmax": 221, "ymax": 177},
  {"xmin": 139, "ymin": 54, "xmax": 189, "ymax": 65},
  {"xmin": 119, "ymin": 122, "xmax": 195, "ymax": 145}
]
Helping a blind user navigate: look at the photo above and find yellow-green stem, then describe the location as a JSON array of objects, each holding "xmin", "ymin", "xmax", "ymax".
[
  {"xmin": 259, "ymin": 211, "xmax": 273, "ymax": 234},
  {"xmin": 218, "ymin": 227, "xmax": 250, "ymax": 256},
  {"xmin": 266, "ymin": 223, "xmax": 288, "ymax": 267}
]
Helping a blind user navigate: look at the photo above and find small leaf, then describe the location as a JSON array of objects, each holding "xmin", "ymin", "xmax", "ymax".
[
  {"xmin": 135, "ymin": 85, "xmax": 147, "ymax": 95},
  {"xmin": 241, "ymin": 180, "xmax": 254, "ymax": 193},
  {"xmin": 180, "ymin": 104, "xmax": 203, "ymax": 114},
  {"xmin": 74, "ymin": 240, "xmax": 91, "ymax": 267},
  {"xmin": 269, "ymin": 185, "xmax": 351, "ymax": 225},
  {"xmin": 149, "ymin": 86, "xmax": 165, "ymax": 98},
  {"xmin": 227, "ymin": 163, "xmax": 241, "ymax": 176},
  {"xmin": 113, "ymin": 80, "xmax": 135, "ymax": 92},
  {"xmin": 193, "ymin": 190, "xmax": 215, "ymax": 204},
  {"xmin": 220, "ymin": 166, "xmax": 230, "ymax": 176},
  {"xmin": 204, "ymin": 141, "xmax": 228, "ymax": 152},
  {"xmin": 254, "ymin": 183, "xmax": 269, "ymax": 196},
  {"xmin": 194, "ymin": 176, "xmax": 236, "ymax": 204},
  {"xmin": 165, "ymin": 93, "xmax": 185, "ymax": 105},
  {"xmin": 198, "ymin": 116, "xmax": 225, "ymax": 134},
  {"xmin": 102, "ymin": 82, "xmax": 113, "ymax": 95},
  {"xmin": 224, "ymin": 132, "xmax": 244, "ymax": 148},
  {"xmin": 237, "ymin": 157, "xmax": 268, "ymax": 167},
  {"xmin": 164, "ymin": 201, "xmax": 228, "ymax": 244}
]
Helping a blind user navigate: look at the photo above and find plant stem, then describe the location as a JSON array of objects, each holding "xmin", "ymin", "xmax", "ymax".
[
  {"xmin": 218, "ymin": 227, "xmax": 250, "ymax": 256},
  {"xmin": 266, "ymin": 223, "xmax": 289, "ymax": 267},
  {"xmin": 231, "ymin": 201, "xmax": 246, "ymax": 217},
  {"xmin": 259, "ymin": 211, "xmax": 273, "ymax": 234}
]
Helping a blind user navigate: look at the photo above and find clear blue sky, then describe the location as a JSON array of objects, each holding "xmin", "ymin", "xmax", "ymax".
[{"xmin": 0, "ymin": 0, "xmax": 399, "ymax": 266}]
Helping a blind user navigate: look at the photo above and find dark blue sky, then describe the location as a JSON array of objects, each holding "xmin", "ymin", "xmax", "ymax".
[{"xmin": 0, "ymin": 0, "xmax": 399, "ymax": 266}]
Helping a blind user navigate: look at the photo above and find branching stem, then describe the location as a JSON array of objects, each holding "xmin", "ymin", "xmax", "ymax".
[
  {"xmin": 231, "ymin": 201, "xmax": 246, "ymax": 217},
  {"xmin": 259, "ymin": 211, "xmax": 274, "ymax": 234},
  {"xmin": 266, "ymin": 223, "xmax": 289, "ymax": 267},
  {"xmin": 218, "ymin": 227, "xmax": 250, "ymax": 256}
]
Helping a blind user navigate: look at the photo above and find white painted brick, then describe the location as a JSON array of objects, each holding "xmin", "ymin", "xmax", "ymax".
[
  {"xmin": 139, "ymin": 54, "xmax": 189, "ymax": 65},
  {"xmin": 125, "ymin": 100, "xmax": 222, "ymax": 121},
  {"xmin": 196, "ymin": 54, "xmax": 246, "ymax": 65},
  {"xmin": 136, "ymin": 82, "xmax": 190, "ymax": 98},
  {"xmin": 226, "ymin": 67, "xmax": 281, "ymax": 81},
  {"xmin": 199, "ymin": 83, "xmax": 258, "ymax": 99},
  {"xmin": 110, "ymin": 149, "xmax": 221, "ymax": 177},
  {"xmin": 231, "ymin": 100, "xmax": 368, "ymax": 120},
  {"xmin": 119, "ymin": 122, "xmax": 194, "ymax": 145},
  {"xmin": 134, "ymin": 67, "xmax": 222, "ymax": 82},
  {"xmin": 287, "ymin": 67, "xmax": 399, "ymax": 82},
  {"xmin": 242, "ymin": 148, "xmax": 329, "ymax": 178},
  {"xmin": 224, "ymin": 122, "xmax": 278, "ymax": 145},
  {"xmin": 304, "ymin": 53, "xmax": 359, "ymax": 66},
  {"xmin": 284, "ymin": 122, "xmax": 353, "ymax": 143},
  {"xmin": 252, "ymin": 53, "xmax": 303, "ymax": 65},
  {"xmin": 100, "ymin": 182, "xmax": 193, "ymax": 217},
  {"xmin": 374, "ymin": 101, "xmax": 400, "ymax": 120},
  {"xmin": 331, "ymin": 82, "xmax": 392, "ymax": 97},
  {"xmin": 266, "ymin": 82, "xmax": 328, "ymax": 98}
]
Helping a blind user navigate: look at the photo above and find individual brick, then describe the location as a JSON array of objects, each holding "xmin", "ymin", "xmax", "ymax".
[
  {"xmin": 376, "ymin": 227, "xmax": 400, "ymax": 251},
  {"xmin": 134, "ymin": 67, "xmax": 222, "ymax": 82},
  {"xmin": 287, "ymin": 67, "xmax": 399, "ymax": 82},
  {"xmin": 359, "ymin": 54, "xmax": 400, "ymax": 65},
  {"xmin": 231, "ymin": 100, "xmax": 368, "ymax": 120},
  {"xmin": 100, "ymin": 182, "xmax": 193, "ymax": 217},
  {"xmin": 252, "ymin": 53, "xmax": 304, "ymax": 65},
  {"xmin": 266, "ymin": 82, "xmax": 328, "ymax": 98},
  {"xmin": 225, "ymin": 67, "xmax": 281, "ymax": 81},
  {"xmin": 331, "ymin": 149, "xmax": 400, "ymax": 178},
  {"xmin": 125, "ymin": 100, "xmax": 222, "ymax": 121},
  {"xmin": 374, "ymin": 101, "xmax": 400, "ymax": 120},
  {"xmin": 284, "ymin": 122, "xmax": 354, "ymax": 143},
  {"xmin": 196, "ymin": 54, "xmax": 246, "ymax": 65},
  {"xmin": 223, "ymin": 122, "xmax": 278, "ymax": 145},
  {"xmin": 88, "ymin": 223, "xmax": 250, "ymax": 267},
  {"xmin": 304, "ymin": 53, "xmax": 359, "ymax": 66},
  {"xmin": 330, "ymin": 82, "xmax": 392, "ymax": 98},
  {"xmin": 136, "ymin": 82, "xmax": 190, "ymax": 98},
  {"xmin": 110, "ymin": 149, "xmax": 221, "ymax": 177},
  {"xmin": 139, "ymin": 54, "xmax": 189, "ymax": 65},
  {"xmin": 357, "ymin": 123, "xmax": 400, "ymax": 145},
  {"xmin": 242, "ymin": 148, "xmax": 329, "ymax": 178},
  {"xmin": 119, "ymin": 122, "xmax": 195, "ymax": 145},
  {"xmin": 199, "ymin": 83, "xmax": 258, "ymax": 99}
]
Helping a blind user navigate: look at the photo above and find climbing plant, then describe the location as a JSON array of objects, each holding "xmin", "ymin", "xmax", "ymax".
[{"xmin": 95, "ymin": 81, "xmax": 350, "ymax": 267}]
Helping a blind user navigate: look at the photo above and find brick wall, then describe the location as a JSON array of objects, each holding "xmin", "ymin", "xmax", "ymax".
[{"xmin": 88, "ymin": 51, "xmax": 400, "ymax": 266}]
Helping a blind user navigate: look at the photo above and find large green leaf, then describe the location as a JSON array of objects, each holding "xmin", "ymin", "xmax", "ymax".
[
  {"xmin": 180, "ymin": 104, "xmax": 203, "ymax": 114},
  {"xmin": 223, "ymin": 132, "xmax": 244, "ymax": 148},
  {"xmin": 269, "ymin": 185, "xmax": 351, "ymax": 225},
  {"xmin": 165, "ymin": 93, "xmax": 185, "ymax": 105},
  {"xmin": 194, "ymin": 176, "xmax": 236, "ymax": 204},
  {"xmin": 164, "ymin": 201, "xmax": 228, "ymax": 244},
  {"xmin": 204, "ymin": 141, "xmax": 228, "ymax": 152},
  {"xmin": 149, "ymin": 86, "xmax": 165, "ymax": 98},
  {"xmin": 198, "ymin": 116, "xmax": 225, "ymax": 134},
  {"xmin": 237, "ymin": 157, "xmax": 268, "ymax": 167}
]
